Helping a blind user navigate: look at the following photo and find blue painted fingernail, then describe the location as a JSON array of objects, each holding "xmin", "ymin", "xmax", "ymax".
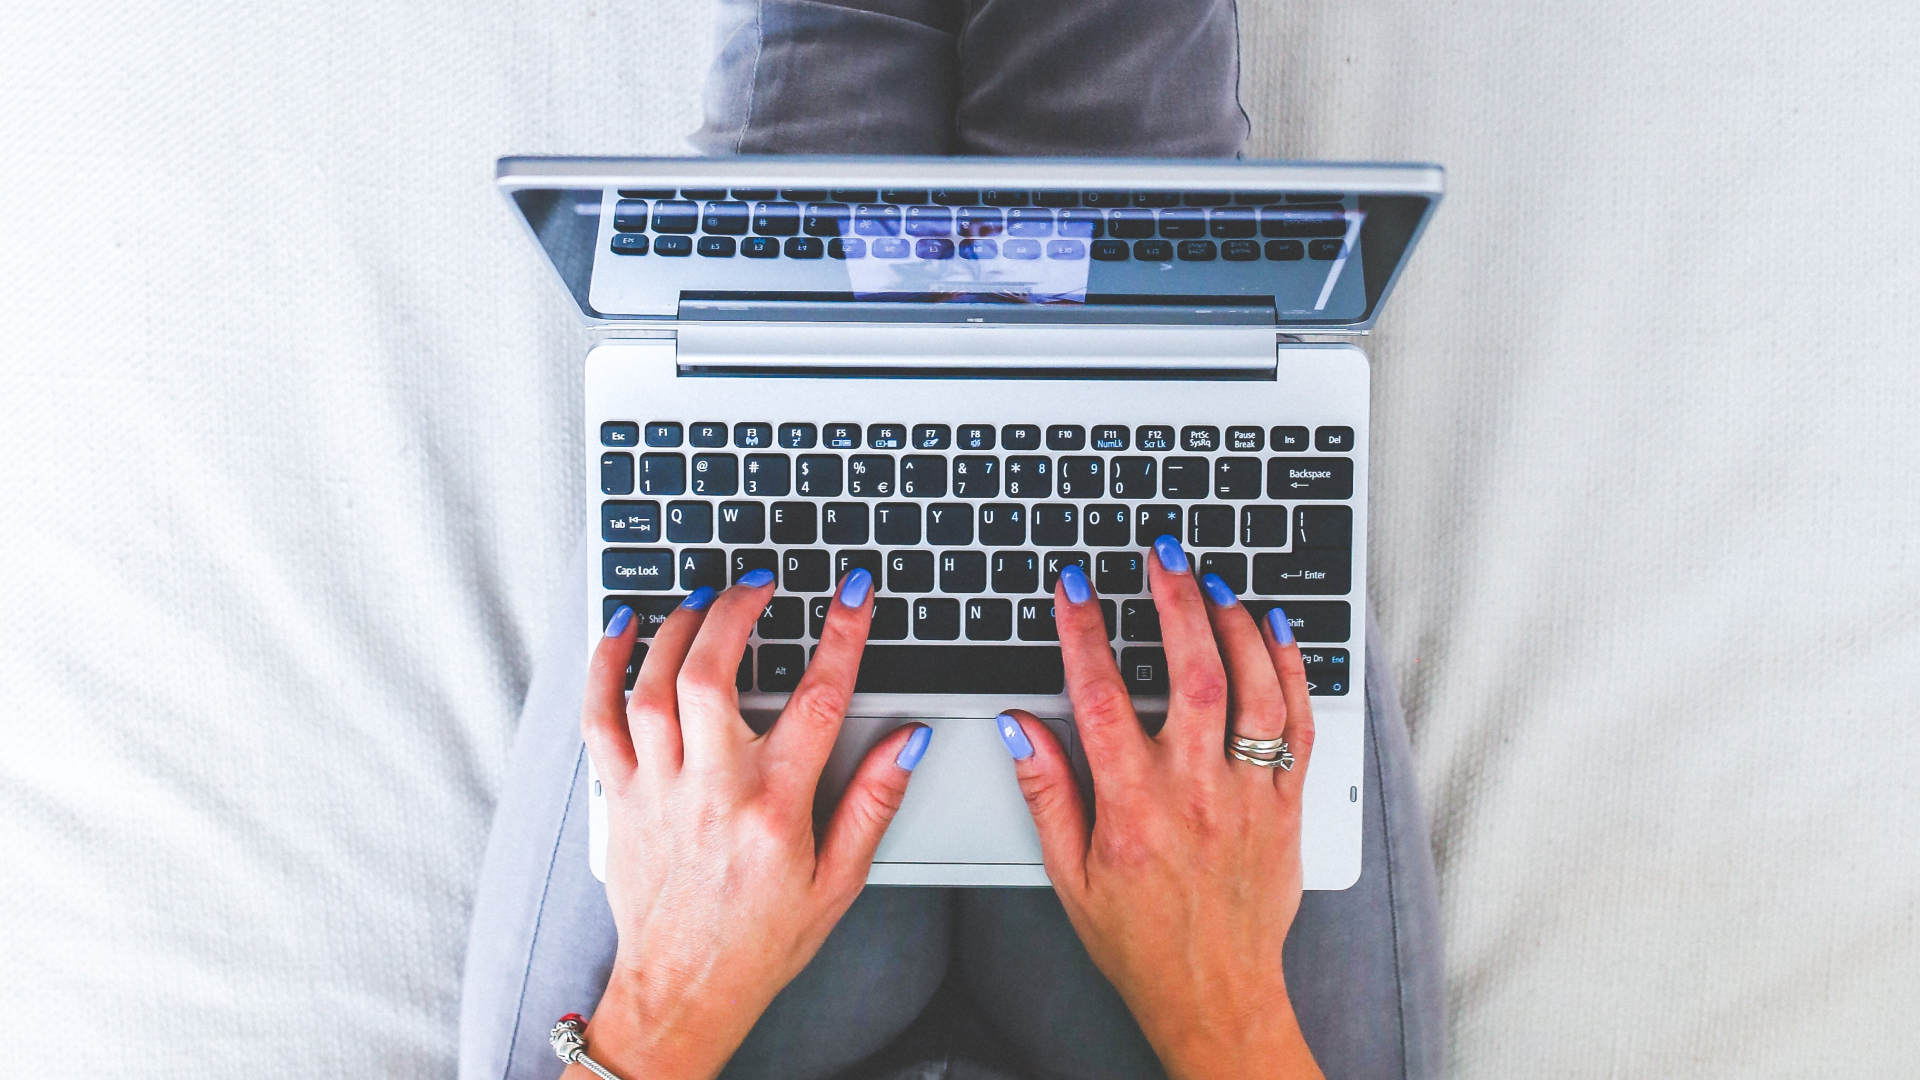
[
  {"xmin": 895, "ymin": 725, "xmax": 932, "ymax": 771},
  {"xmin": 737, "ymin": 568, "xmax": 775, "ymax": 588},
  {"xmin": 680, "ymin": 586, "xmax": 716, "ymax": 610},
  {"xmin": 839, "ymin": 567, "xmax": 873, "ymax": 607},
  {"xmin": 1153, "ymin": 534, "xmax": 1188, "ymax": 574},
  {"xmin": 1058, "ymin": 563, "xmax": 1091, "ymax": 604},
  {"xmin": 1267, "ymin": 606, "xmax": 1296, "ymax": 645},
  {"xmin": 604, "ymin": 605, "xmax": 633, "ymax": 637},
  {"xmin": 997, "ymin": 713, "xmax": 1034, "ymax": 761},
  {"xmin": 1201, "ymin": 573, "xmax": 1238, "ymax": 607}
]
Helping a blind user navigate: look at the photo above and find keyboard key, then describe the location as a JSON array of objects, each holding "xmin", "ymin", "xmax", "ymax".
[
  {"xmin": 1198, "ymin": 552, "xmax": 1247, "ymax": 594},
  {"xmin": 1090, "ymin": 239, "xmax": 1130, "ymax": 261},
  {"xmin": 1314, "ymin": 426, "xmax": 1356, "ymax": 452},
  {"xmin": 602, "ymin": 501, "xmax": 660, "ymax": 543},
  {"xmin": 783, "ymin": 237, "xmax": 824, "ymax": 259},
  {"xmin": 1242, "ymin": 506, "xmax": 1289, "ymax": 547},
  {"xmin": 1096, "ymin": 550, "xmax": 1144, "ymax": 594},
  {"xmin": 1046, "ymin": 425, "xmax": 1086, "ymax": 451},
  {"xmin": 645, "ymin": 422, "xmax": 683, "ymax": 447},
  {"xmin": 848, "ymin": 455, "xmax": 896, "ymax": 497},
  {"xmin": 1180, "ymin": 426, "xmax": 1220, "ymax": 452},
  {"xmin": 905, "ymin": 205, "xmax": 952, "ymax": 236},
  {"xmin": 874, "ymin": 503, "xmax": 920, "ymax": 545},
  {"xmin": 1295, "ymin": 505, "xmax": 1353, "ymax": 549},
  {"xmin": 758, "ymin": 644, "xmax": 807, "ymax": 692},
  {"xmin": 1252, "ymin": 550, "xmax": 1352, "ymax": 595},
  {"xmin": 1080, "ymin": 190, "xmax": 1129, "ymax": 208},
  {"xmin": 780, "ymin": 189, "xmax": 829, "ymax": 202},
  {"xmin": 1208, "ymin": 207, "xmax": 1257, "ymax": 238},
  {"xmin": 600, "ymin": 452, "xmax": 634, "ymax": 495},
  {"xmin": 857, "ymin": 425, "xmax": 902, "ymax": 450},
  {"xmin": 912, "ymin": 424, "xmax": 951, "ymax": 450},
  {"xmin": 887, "ymin": 549, "xmax": 935, "ymax": 593},
  {"xmin": 1058, "ymin": 209, "xmax": 1104, "ymax": 239},
  {"xmin": 899, "ymin": 455, "xmax": 947, "ymax": 497},
  {"xmin": 1135, "ymin": 425, "xmax": 1174, "ymax": 452},
  {"xmin": 690, "ymin": 423, "xmax": 727, "ymax": 447},
  {"xmin": 601, "ymin": 421, "xmax": 639, "ymax": 447},
  {"xmin": 1007, "ymin": 208, "xmax": 1054, "ymax": 237},
  {"xmin": 769, "ymin": 502, "xmax": 816, "ymax": 544},
  {"xmin": 1308, "ymin": 239, "xmax": 1344, "ymax": 260},
  {"xmin": 872, "ymin": 598, "xmax": 910, "ymax": 640},
  {"xmin": 1017, "ymin": 599, "xmax": 1059, "ymax": 641},
  {"xmin": 803, "ymin": 203, "xmax": 849, "ymax": 237},
  {"xmin": 1121, "ymin": 600, "xmax": 1162, "ymax": 642},
  {"xmin": 730, "ymin": 548, "xmax": 778, "ymax": 583},
  {"xmin": 957, "ymin": 424, "xmax": 996, "ymax": 450},
  {"xmin": 852, "ymin": 646, "xmax": 1064, "ymax": 695},
  {"xmin": 638, "ymin": 453, "xmax": 684, "ymax": 495},
  {"xmin": 1222, "ymin": 239, "xmax": 1260, "ymax": 261},
  {"xmin": 807, "ymin": 597, "xmax": 833, "ymax": 638},
  {"xmin": 1091, "ymin": 425, "xmax": 1129, "ymax": 451},
  {"xmin": 1057, "ymin": 456, "xmax": 1103, "ymax": 498},
  {"xmin": 914, "ymin": 598, "xmax": 961, "ymax": 640},
  {"xmin": 1134, "ymin": 192, "xmax": 1180, "ymax": 208},
  {"xmin": 1239, "ymin": 600, "xmax": 1351, "ymax": 643},
  {"xmin": 783, "ymin": 549, "xmax": 830, "ymax": 593},
  {"xmin": 717, "ymin": 501, "xmax": 764, "ymax": 543},
  {"xmin": 727, "ymin": 189, "xmax": 775, "ymax": 200},
  {"xmin": 602, "ymin": 596, "xmax": 680, "ymax": 639},
  {"xmin": 666, "ymin": 500, "xmax": 713, "ymax": 543},
  {"xmin": 882, "ymin": 189, "xmax": 930, "ymax": 204},
  {"xmin": 854, "ymin": 204, "xmax": 901, "ymax": 236},
  {"xmin": 613, "ymin": 200, "xmax": 650, "ymax": 232},
  {"xmin": 603, "ymin": 548, "xmax": 674, "ymax": 590},
  {"xmin": 823, "ymin": 424, "xmax": 860, "ymax": 450},
  {"xmin": 737, "ymin": 648, "xmax": 753, "ymax": 692},
  {"xmin": 1134, "ymin": 239, "xmax": 1173, "ymax": 261},
  {"xmin": 752, "ymin": 202, "xmax": 800, "ymax": 236},
  {"xmin": 1188, "ymin": 505, "xmax": 1234, "ymax": 547},
  {"xmin": 934, "ymin": 189, "xmax": 980, "ymax": 205},
  {"xmin": 1107, "ymin": 208, "xmax": 1156, "ymax": 239},
  {"xmin": 1227, "ymin": 426, "xmax": 1263, "ymax": 452},
  {"xmin": 1136, "ymin": 505, "xmax": 1181, "ymax": 546},
  {"xmin": 652, "ymin": 201, "xmax": 698, "ymax": 232},
  {"xmin": 778, "ymin": 423, "xmax": 817, "ymax": 449},
  {"xmin": 1265, "ymin": 239, "xmax": 1305, "ymax": 261},
  {"xmin": 940, "ymin": 550, "xmax": 986, "ymax": 592},
  {"xmin": 828, "ymin": 237, "xmax": 865, "ymax": 259},
  {"xmin": 702, "ymin": 201, "xmax": 749, "ymax": 234},
  {"xmin": 1046, "ymin": 239, "xmax": 1086, "ymax": 260},
  {"xmin": 916, "ymin": 238, "xmax": 956, "ymax": 260},
  {"xmin": 1110, "ymin": 457, "xmax": 1156, "ymax": 498},
  {"xmin": 742, "ymin": 454, "xmax": 789, "ymax": 496},
  {"xmin": 690, "ymin": 453, "xmax": 737, "ymax": 495},
  {"xmin": 926, "ymin": 503, "xmax": 973, "ymax": 545},
  {"xmin": 1158, "ymin": 208, "xmax": 1206, "ymax": 239},
  {"xmin": 729, "ymin": 423, "xmax": 772, "ymax": 450},
  {"xmin": 1161, "ymin": 457, "xmax": 1210, "ymax": 498},
  {"xmin": 697, "ymin": 236, "xmax": 736, "ymax": 258},
  {"xmin": 1299, "ymin": 648, "xmax": 1352, "ymax": 696},
  {"xmin": 1177, "ymin": 240, "xmax": 1218, "ymax": 261},
  {"xmin": 1271, "ymin": 425, "xmax": 1309, "ymax": 452},
  {"xmin": 679, "ymin": 548, "xmax": 726, "ymax": 590},
  {"xmin": 966, "ymin": 598, "xmax": 1013, "ymax": 641},
  {"xmin": 1267, "ymin": 457, "xmax": 1354, "ymax": 500},
  {"xmin": 1041, "ymin": 551, "xmax": 1090, "ymax": 591},
  {"xmin": 1214, "ymin": 456, "xmax": 1262, "ymax": 498},
  {"xmin": 616, "ymin": 189, "xmax": 674, "ymax": 199},
  {"xmin": 1001, "ymin": 425, "xmax": 1042, "ymax": 450},
  {"xmin": 835, "ymin": 550, "xmax": 883, "ymax": 587},
  {"xmin": 1121, "ymin": 647, "xmax": 1169, "ymax": 694},
  {"xmin": 758, "ymin": 597, "xmax": 805, "ymax": 639},
  {"xmin": 951, "ymin": 456, "xmax": 999, "ymax": 498},
  {"xmin": 979, "ymin": 503, "xmax": 1026, "ymax": 546},
  {"xmin": 1031, "ymin": 504, "xmax": 1078, "ymax": 546},
  {"xmin": 1083, "ymin": 504, "xmax": 1132, "ymax": 547},
  {"xmin": 1004, "ymin": 456, "xmax": 1051, "ymax": 498},
  {"xmin": 992, "ymin": 550, "xmax": 1039, "ymax": 593},
  {"xmin": 795, "ymin": 455, "xmax": 843, "ymax": 496},
  {"xmin": 653, "ymin": 235, "xmax": 692, "ymax": 256},
  {"xmin": 822, "ymin": 502, "xmax": 868, "ymax": 544},
  {"xmin": 981, "ymin": 190, "xmax": 1029, "ymax": 206},
  {"xmin": 873, "ymin": 237, "xmax": 910, "ymax": 259},
  {"xmin": 831, "ymin": 189, "xmax": 879, "ymax": 203}
]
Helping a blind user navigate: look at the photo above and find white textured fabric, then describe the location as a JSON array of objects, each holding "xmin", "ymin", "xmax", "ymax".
[{"xmin": 1, "ymin": 0, "xmax": 1916, "ymax": 1076}]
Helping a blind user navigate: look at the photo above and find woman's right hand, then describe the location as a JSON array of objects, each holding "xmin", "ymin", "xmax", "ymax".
[{"xmin": 1000, "ymin": 536, "xmax": 1324, "ymax": 1080}]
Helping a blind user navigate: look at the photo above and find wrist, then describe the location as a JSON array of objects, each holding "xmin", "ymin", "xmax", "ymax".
[
  {"xmin": 1149, "ymin": 996, "xmax": 1322, "ymax": 1080},
  {"xmin": 570, "ymin": 971, "xmax": 738, "ymax": 1080}
]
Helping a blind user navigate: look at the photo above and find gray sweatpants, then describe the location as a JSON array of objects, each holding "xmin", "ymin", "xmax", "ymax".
[{"xmin": 460, "ymin": 4, "xmax": 1445, "ymax": 1078}]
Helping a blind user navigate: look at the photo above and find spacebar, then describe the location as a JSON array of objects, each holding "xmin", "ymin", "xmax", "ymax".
[{"xmin": 852, "ymin": 646, "xmax": 1065, "ymax": 695}]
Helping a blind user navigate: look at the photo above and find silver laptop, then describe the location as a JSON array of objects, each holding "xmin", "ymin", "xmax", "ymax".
[{"xmin": 499, "ymin": 157, "xmax": 1442, "ymax": 890}]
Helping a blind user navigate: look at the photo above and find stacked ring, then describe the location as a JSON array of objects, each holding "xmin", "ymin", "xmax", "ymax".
[{"xmin": 1227, "ymin": 734, "xmax": 1294, "ymax": 770}]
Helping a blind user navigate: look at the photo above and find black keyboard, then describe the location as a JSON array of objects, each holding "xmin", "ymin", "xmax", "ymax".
[
  {"xmin": 599, "ymin": 419, "xmax": 1356, "ymax": 699},
  {"xmin": 604, "ymin": 188, "xmax": 1352, "ymax": 265}
]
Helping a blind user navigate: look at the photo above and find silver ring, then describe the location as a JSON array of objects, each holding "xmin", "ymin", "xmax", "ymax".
[{"xmin": 1228, "ymin": 734, "xmax": 1294, "ymax": 771}]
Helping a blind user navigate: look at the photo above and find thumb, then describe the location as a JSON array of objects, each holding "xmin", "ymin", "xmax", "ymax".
[
  {"xmin": 998, "ymin": 710, "xmax": 1092, "ymax": 895},
  {"xmin": 815, "ymin": 723, "xmax": 930, "ymax": 899}
]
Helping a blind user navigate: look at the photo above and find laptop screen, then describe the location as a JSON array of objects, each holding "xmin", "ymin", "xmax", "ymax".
[{"xmin": 501, "ymin": 159, "xmax": 1441, "ymax": 330}]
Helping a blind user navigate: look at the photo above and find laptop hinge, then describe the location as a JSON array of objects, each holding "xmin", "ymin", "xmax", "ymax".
[{"xmin": 673, "ymin": 322, "xmax": 1279, "ymax": 378}]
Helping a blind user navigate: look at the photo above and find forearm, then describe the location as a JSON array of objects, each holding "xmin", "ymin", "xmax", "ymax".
[{"xmin": 566, "ymin": 972, "xmax": 742, "ymax": 1080}]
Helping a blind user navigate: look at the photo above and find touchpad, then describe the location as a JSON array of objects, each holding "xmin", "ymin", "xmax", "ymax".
[{"xmin": 817, "ymin": 716, "xmax": 1074, "ymax": 866}]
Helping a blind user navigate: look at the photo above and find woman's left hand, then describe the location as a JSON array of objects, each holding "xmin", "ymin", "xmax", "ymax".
[{"xmin": 573, "ymin": 568, "xmax": 928, "ymax": 1080}]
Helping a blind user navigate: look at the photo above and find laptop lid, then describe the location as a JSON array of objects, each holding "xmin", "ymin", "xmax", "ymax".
[{"xmin": 498, "ymin": 156, "xmax": 1442, "ymax": 332}]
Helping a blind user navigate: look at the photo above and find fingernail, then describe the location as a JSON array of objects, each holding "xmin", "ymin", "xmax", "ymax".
[
  {"xmin": 1058, "ymin": 563, "xmax": 1091, "ymax": 604},
  {"xmin": 997, "ymin": 713, "xmax": 1034, "ymax": 761},
  {"xmin": 1267, "ymin": 606, "xmax": 1295, "ymax": 645},
  {"xmin": 1152, "ymin": 534, "xmax": 1188, "ymax": 574},
  {"xmin": 1201, "ymin": 573, "xmax": 1238, "ymax": 607},
  {"xmin": 604, "ymin": 605, "xmax": 633, "ymax": 637},
  {"xmin": 680, "ymin": 586, "xmax": 716, "ymax": 610},
  {"xmin": 895, "ymin": 725, "xmax": 932, "ymax": 771},
  {"xmin": 737, "ymin": 568, "xmax": 775, "ymax": 588},
  {"xmin": 839, "ymin": 567, "xmax": 873, "ymax": 607}
]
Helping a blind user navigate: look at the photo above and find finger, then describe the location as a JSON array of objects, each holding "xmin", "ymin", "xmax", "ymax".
[
  {"xmin": 998, "ymin": 710, "xmax": 1092, "ymax": 898},
  {"xmin": 1201, "ymin": 577, "xmax": 1289, "ymax": 783},
  {"xmin": 1052, "ymin": 562, "xmax": 1150, "ymax": 798},
  {"xmin": 766, "ymin": 569, "xmax": 874, "ymax": 797},
  {"xmin": 676, "ymin": 569, "xmax": 776, "ymax": 766},
  {"xmin": 582, "ymin": 604, "xmax": 641, "ymax": 782},
  {"xmin": 626, "ymin": 588, "xmax": 715, "ymax": 773},
  {"xmin": 1147, "ymin": 535, "xmax": 1231, "ymax": 755},
  {"xmin": 814, "ymin": 722, "xmax": 928, "ymax": 902},
  {"xmin": 1262, "ymin": 606, "xmax": 1317, "ymax": 785}
]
